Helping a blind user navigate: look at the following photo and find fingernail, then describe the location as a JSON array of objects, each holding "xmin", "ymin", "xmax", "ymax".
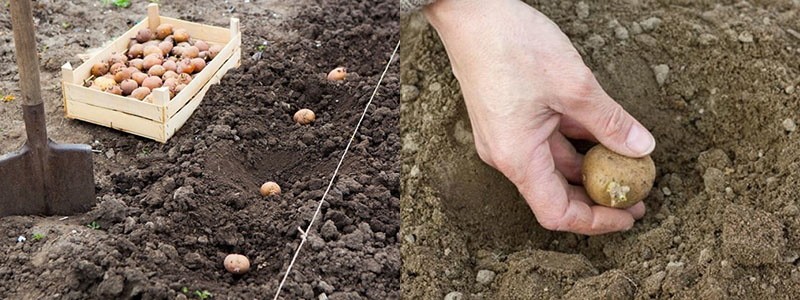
[{"xmin": 625, "ymin": 125, "xmax": 655, "ymax": 155}]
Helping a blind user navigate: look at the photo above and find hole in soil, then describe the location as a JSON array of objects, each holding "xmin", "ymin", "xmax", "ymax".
[{"xmin": 432, "ymin": 107, "xmax": 554, "ymax": 254}]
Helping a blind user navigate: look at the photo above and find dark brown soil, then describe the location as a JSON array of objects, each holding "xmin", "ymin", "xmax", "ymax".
[
  {"xmin": 402, "ymin": 0, "xmax": 800, "ymax": 299},
  {"xmin": 0, "ymin": 0, "xmax": 399, "ymax": 299}
]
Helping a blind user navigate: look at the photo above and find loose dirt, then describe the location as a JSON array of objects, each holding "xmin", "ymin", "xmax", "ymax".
[
  {"xmin": 401, "ymin": 0, "xmax": 800, "ymax": 299},
  {"xmin": 0, "ymin": 0, "xmax": 399, "ymax": 299}
]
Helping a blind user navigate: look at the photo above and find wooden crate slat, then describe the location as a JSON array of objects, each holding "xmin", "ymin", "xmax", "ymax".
[
  {"xmin": 167, "ymin": 32, "xmax": 242, "ymax": 117},
  {"xmin": 159, "ymin": 16, "xmax": 230, "ymax": 44},
  {"xmin": 164, "ymin": 49, "xmax": 242, "ymax": 141},
  {"xmin": 64, "ymin": 83, "xmax": 165, "ymax": 122},
  {"xmin": 66, "ymin": 100, "xmax": 166, "ymax": 142}
]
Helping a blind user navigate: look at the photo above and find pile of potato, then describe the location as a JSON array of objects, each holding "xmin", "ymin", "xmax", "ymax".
[{"xmin": 87, "ymin": 24, "xmax": 223, "ymax": 103}]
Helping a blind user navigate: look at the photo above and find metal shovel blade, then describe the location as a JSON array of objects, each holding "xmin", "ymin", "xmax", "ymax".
[
  {"xmin": 1, "ymin": 0, "xmax": 96, "ymax": 217},
  {"xmin": 0, "ymin": 140, "xmax": 95, "ymax": 217}
]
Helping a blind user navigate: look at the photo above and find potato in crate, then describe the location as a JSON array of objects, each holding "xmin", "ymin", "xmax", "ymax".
[{"xmin": 61, "ymin": 3, "xmax": 242, "ymax": 143}]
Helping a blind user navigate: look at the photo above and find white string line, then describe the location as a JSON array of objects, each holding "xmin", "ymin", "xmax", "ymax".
[{"xmin": 273, "ymin": 39, "xmax": 400, "ymax": 300}]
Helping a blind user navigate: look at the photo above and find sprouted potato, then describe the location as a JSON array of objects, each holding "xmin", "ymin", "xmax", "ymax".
[{"xmin": 581, "ymin": 144, "xmax": 656, "ymax": 208}]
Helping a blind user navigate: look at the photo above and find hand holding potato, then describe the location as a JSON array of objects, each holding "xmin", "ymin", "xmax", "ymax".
[{"xmin": 424, "ymin": 0, "xmax": 656, "ymax": 235}]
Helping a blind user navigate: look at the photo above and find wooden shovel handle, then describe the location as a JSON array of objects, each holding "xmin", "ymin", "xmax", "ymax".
[{"xmin": 9, "ymin": 0, "xmax": 43, "ymax": 107}]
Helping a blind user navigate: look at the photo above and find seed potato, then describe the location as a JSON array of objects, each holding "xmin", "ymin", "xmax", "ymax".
[
  {"xmin": 293, "ymin": 109, "xmax": 316, "ymax": 125},
  {"xmin": 135, "ymin": 28, "xmax": 153, "ymax": 43},
  {"xmin": 87, "ymin": 23, "xmax": 215, "ymax": 100},
  {"xmin": 259, "ymin": 181, "xmax": 281, "ymax": 197},
  {"xmin": 581, "ymin": 144, "xmax": 656, "ymax": 208},
  {"xmin": 327, "ymin": 67, "xmax": 347, "ymax": 81},
  {"xmin": 156, "ymin": 23, "xmax": 174, "ymax": 40},
  {"xmin": 173, "ymin": 28, "xmax": 190, "ymax": 43},
  {"xmin": 223, "ymin": 254, "xmax": 250, "ymax": 275},
  {"xmin": 130, "ymin": 87, "xmax": 151, "ymax": 100}
]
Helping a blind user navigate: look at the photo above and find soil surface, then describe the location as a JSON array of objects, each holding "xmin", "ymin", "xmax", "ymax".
[
  {"xmin": 401, "ymin": 0, "xmax": 800, "ymax": 299},
  {"xmin": 0, "ymin": 0, "xmax": 399, "ymax": 299}
]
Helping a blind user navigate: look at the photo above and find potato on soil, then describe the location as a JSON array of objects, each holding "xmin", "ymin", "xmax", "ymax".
[
  {"xmin": 581, "ymin": 144, "xmax": 656, "ymax": 208},
  {"xmin": 259, "ymin": 181, "xmax": 281, "ymax": 197},
  {"xmin": 224, "ymin": 254, "xmax": 250, "ymax": 275},
  {"xmin": 327, "ymin": 67, "xmax": 347, "ymax": 81},
  {"xmin": 293, "ymin": 109, "xmax": 316, "ymax": 125}
]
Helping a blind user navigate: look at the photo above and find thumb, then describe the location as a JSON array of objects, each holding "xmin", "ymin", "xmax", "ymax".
[{"xmin": 564, "ymin": 92, "xmax": 655, "ymax": 157}]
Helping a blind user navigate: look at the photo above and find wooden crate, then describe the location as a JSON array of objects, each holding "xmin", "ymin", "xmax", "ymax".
[{"xmin": 61, "ymin": 4, "xmax": 242, "ymax": 143}]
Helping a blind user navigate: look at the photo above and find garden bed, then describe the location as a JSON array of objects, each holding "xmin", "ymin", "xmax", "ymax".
[{"xmin": 0, "ymin": 0, "xmax": 399, "ymax": 299}]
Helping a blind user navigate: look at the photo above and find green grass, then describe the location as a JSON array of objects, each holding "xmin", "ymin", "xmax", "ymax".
[
  {"xmin": 87, "ymin": 221, "xmax": 101, "ymax": 230},
  {"xmin": 100, "ymin": 0, "xmax": 130, "ymax": 8},
  {"xmin": 194, "ymin": 290, "xmax": 212, "ymax": 299},
  {"xmin": 32, "ymin": 233, "xmax": 45, "ymax": 241}
]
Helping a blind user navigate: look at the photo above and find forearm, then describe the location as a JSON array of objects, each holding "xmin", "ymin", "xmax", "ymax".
[{"xmin": 400, "ymin": 0, "xmax": 438, "ymax": 13}]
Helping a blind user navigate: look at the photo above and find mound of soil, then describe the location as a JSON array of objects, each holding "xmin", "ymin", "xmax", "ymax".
[
  {"xmin": 401, "ymin": 0, "xmax": 800, "ymax": 299},
  {"xmin": 0, "ymin": 0, "xmax": 399, "ymax": 299}
]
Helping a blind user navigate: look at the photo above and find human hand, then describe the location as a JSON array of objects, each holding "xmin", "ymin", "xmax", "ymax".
[{"xmin": 424, "ymin": 0, "xmax": 656, "ymax": 235}]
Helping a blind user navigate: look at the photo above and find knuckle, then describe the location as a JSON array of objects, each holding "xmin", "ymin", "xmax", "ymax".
[
  {"xmin": 571, "ymin": 67, "xmax": 601, "ymax": 100},
  {"xmin": 536, "ymin": 207, "xmax": 568, "ymax": 231},
  {"xmin": 601, "ymin": 104, "xmax": 629, "ymax": 140},
  {"xmin": 539, "ymin": 214, "xmax": 574, "ymax": 232},
  {"xmin": 537, "ymin": 217, "xmax": 561, "ymax": 231},
  {"xmin": 489, "ymin": 146, "xmax": 521, "ymax": 180},
  {"xmin": 473, "ymin": 135, "xmax": 524, "ymax": 182}
]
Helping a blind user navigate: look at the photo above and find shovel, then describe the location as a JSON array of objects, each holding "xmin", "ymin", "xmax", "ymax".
[{"xmin": 0, "ymin": 0, "xmax": 95, "ymax": 217}]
